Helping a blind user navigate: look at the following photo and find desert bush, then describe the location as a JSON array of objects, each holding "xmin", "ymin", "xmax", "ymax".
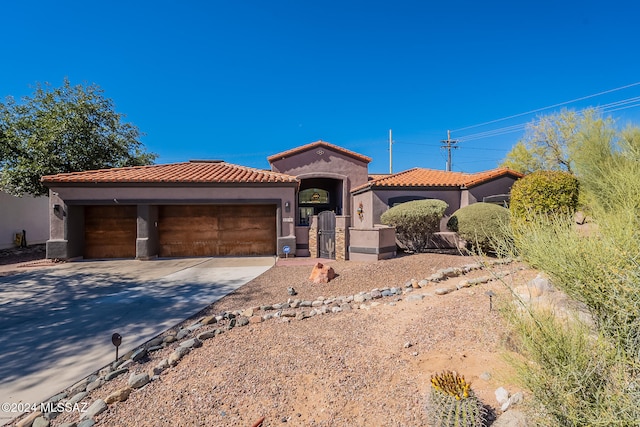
[
  {"xmin": 497, "ymin": 124, "xmax": 640, "ymax": 425},
  {"xmin": 380, "ymin": 199, "xmax": 447, "ymax": 252},
  {"xmin": 446, "ymin": 203, "xmax": 510, "ymax": 254},
  {"xmin": 509, "ymin": 170, "xmax": 579, "ymax": 222}
]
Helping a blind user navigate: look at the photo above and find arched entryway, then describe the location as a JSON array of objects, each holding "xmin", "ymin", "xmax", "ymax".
[{"xmin": 297, "ymin": 177, "xmax": 343, "ymax": 226}]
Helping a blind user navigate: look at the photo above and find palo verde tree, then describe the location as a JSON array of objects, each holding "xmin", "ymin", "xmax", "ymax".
[
  {"xmin": 500, "ymin": 108, "xmax": 615, "ymax": 175},
  {"xmin": 0, "ymin": 78, "xmax": 157, "ymax": 196}
]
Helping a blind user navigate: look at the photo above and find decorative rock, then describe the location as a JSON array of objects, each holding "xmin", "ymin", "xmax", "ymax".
[
  {"xmin": 295, "ymin": 311, "xmax": 308, "ymax": 320},
  {"xmin": 242, "ymin": 308, "xmax": 254, "ymax": 317},
  {"xmin": 168, "ymin": 346, "xmax": 190, "ymax": 366},
  {"xmin": 440, "ymin": 267, "xmax": 461, "ymax": 277},
  {"xmin": 404, "ymin": 341, "xmax": 412, "ymax": 348},
  {"xmin": 98, "ymin": 366, "xmax": 112, "ymax": 378},
  {"xmin": 381, "ymin": 290, "xmax": 392, "ymax": 297},
  {"xmin": 32, "ymin": 416, "xmax": 49, "ymax": 427},
  {"xmin": 404, "ymin": 280, "xmax": 413, "ymax": 288},
  {"xmin": 430, "ymin": 272, "xmax": 445, "ymax": 282},
  {"xmin": 86, "ymin": 378, "xmax": 105, "ymax": 392},
  {"xmin": 418, "ymin": 279, "xmax": 429, "ymax": 288},
  {"xmin": 80, "ymin": 399, "xmax": 107, "ymax": 421},
  {"xmin": 131, "ymin": 347, "xmax": 147, "ymax": 362},
  {"xmin": 59, "ymin": 423, "xmax": 79, "ymax": 427},
  {"xmin": 492, "ymin": 409, "xmax": 529, "ymax": 427},
  {"xmin": 163, "ymin": 334, "xmax": 176, "ymax": 344},
  {"xmin": 46, "ymin": 392, "xmax": 67, "ymax": 404},
  {"xmin": 197, "ymin": 330, "xmax": 216, "ymax": 340},
  {"xmin": 479, "ymin": 371, "xmax": 492, "ymax": 381},
  {"xmin": 435, "ymin": 287, "xmax": 454, "ymax": 295},
  {"xmin": 405, "ymin": 294, "xmax": 425, "ymax": 302},
  {"xmin": 179, "ymin": 337, "xmax": 202, "ymax": 349},
  {"xmin": 105, "ymin": 387, "xmax": 132, "ymax": 403},
  {"xmin": 78, "ymin": 420, "xmax": 95, "ymax": 427},
  {"xmin": 68, "ymin": 391, "xmax": 88, "ymax": 405},
  {"xmin": 308, "ymin": 262, "xmax": 336, "ymax": 283},
  {"xmin": 147, "ymin": 345, "xmax": 163, "ymax": 353},
  {"xmin": 340, "ymin": 303, "xmax": 352, "ymax": 311},
  {"xmin": 176, "ymin": 329, "xmax": 190, "ymax": 340},
  {"xmin": 151, "ymin": 359, "xmax": 169, "ymax": 376},
  {"xmin": 331, "ymin": 306, "xmax": 342, "ymax": 313},
  {"xmin": 411, "ymin": 279, "xmax": 420, "ymax": 288},
  {"xmin": 287, "ymin": 286, "xmax": 297, "ymax": 296},
  {"xmin": 457, "ymin": 280, "xmax": 471, "ymax": 289},
  {"xmin": 290, "ymin": 300, "xmax": 300, "ymax": 309},
  {"xmin": 105, "ymin": 368, "xmax": 128, "ymax": 381},
  {"xmin": 281, "ymin": 310, "xmax": 297, "ymax": 318},
  {"xmin": 68, "ymin": 378, "xmax": 89, "ymax": 395},
  {"xmin": 128, "ymin": 372, "xmax": 150, "ymax": 389},
  {"xmin": 249, "ymin": 315, "xmax": 263, "ymax": 324},
  {"xmin": 235, "ymin": 316, "xmax": 250, "ymax": 327},
  {"xmin": 353, "ymin": 294, "xmax": 366, "ymax": 303},
  {"xmin": 187, "ymin": 322, "xmax": 203, "ymax": 332},
  {"xmin": 16, "ymin": 412, "xmax": 42, "ymax": 427},
  {"xmin": 370, "ymin": 290, "xmax": 382, "ymax": 299},
  {"xmin": 147, "ymin": 337, "xmax": 164, "ymax": 347},
  {"xmin": 495, "ymin": 387, "xmax": 510, "ymax": 405},
  {"xmin": 200, "ymin": 315, "xmax": 217, "ymax": 325},
  {"xmin": 370, "ymin": 301, "xmax": 381, "ymax": 307}
]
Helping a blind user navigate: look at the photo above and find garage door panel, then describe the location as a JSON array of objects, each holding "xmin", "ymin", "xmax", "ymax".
[
  {"xmin": 158, "ymin": 204, "xmax": 276, "ymax": 257},
  {"xmin": 85, "ymin": 205, "xmax": 137, "ymax": 259}
]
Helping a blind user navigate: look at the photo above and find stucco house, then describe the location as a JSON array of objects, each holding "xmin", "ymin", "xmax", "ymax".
[{"xmin": 41, "ymin": 140, "xmax": 522, "ymax": 262}]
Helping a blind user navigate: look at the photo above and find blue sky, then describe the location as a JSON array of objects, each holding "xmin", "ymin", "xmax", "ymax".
[{"xmin": 2, "ymin": 0, "xmax": 640, "ymax": 173}]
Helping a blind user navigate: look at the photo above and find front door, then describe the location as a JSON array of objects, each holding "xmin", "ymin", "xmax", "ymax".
[{"xmin": 318, "ymin": 211, "xmax": 336, "ymax": 259}]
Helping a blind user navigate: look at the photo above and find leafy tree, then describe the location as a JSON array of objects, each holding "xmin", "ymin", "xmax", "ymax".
[
  {"xmin": 0, "ymin": 78, "xmax": 157, "ymax": 196},
  {"xmin": 500, "ymin": 108, "xmax": 614, "ymax": 175}
]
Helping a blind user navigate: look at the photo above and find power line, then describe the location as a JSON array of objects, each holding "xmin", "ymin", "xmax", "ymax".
[
  {"xmin": 452, "ymin": 81, "xmax": 640, "ymax": 133},
  {"xmin": 456, "ymin": 94, "xmax": 640, "ymax": 142}
]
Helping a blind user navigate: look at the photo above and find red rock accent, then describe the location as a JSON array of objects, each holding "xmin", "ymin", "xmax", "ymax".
[{"xmin": 308, "ymin": 263, "xmax": 336, "ymax": 284}]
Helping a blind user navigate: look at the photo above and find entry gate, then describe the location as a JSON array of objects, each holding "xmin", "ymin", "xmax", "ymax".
[{"xmin": 318, "ymin": 211, "xmax": 336, "ymax": 259}]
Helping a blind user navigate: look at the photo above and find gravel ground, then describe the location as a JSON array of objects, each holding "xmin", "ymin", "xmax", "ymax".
[{"xmin": 18, "ymin": 253, "xmax": 534, "ymax": 427}]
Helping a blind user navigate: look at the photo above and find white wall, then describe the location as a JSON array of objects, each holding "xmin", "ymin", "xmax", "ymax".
[{"xmin": 0, "ymin": 190, "xmax": 49, "ymax": 249}]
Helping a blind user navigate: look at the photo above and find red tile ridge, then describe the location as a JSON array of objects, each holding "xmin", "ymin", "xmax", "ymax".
[{"xmin": 268, "ymin": 140, "xmax": 372, "ymax": 164}]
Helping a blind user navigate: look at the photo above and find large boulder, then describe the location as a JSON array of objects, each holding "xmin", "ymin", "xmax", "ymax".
[{"xmin": 308, "ymin": 263, "xmax": 336, "ymax": 284}]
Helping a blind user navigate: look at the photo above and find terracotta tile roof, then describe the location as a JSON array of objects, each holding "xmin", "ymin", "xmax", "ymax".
[
  {"xmin": 353, "ymin": 167, "xmax": 523, "ymax": 193},
  {"xmin": 41, "ymin": 161, "xmax": 299, "ymax": 184},
  {"xmin": 268, "ymin": 140, "xmax": 372, "ymax": 164}
]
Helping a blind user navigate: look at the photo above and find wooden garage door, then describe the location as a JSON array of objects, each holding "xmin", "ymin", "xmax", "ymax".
[
  {"xmin": 84, "ymin": 205, "xmax": 137, "ymax": 259},
  {"xmin": 158, "ymin": 204, "xmax": 276, "ymax": 257}
]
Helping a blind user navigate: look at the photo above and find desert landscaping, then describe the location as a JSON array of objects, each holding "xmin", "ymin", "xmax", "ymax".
[{"xmin": 8, "ymin": 252, "xmax": 541, "ymax": 427}]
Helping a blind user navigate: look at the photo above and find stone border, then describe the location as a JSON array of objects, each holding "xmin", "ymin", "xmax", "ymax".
[{"xmin": 11, "ymin": 259, "xmax": 516, "ymax": 427}]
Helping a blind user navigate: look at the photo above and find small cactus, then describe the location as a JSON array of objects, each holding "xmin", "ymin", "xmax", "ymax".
[{"xmin": 427, "ymin": 370, "xmax": 486, "ymax": 427}]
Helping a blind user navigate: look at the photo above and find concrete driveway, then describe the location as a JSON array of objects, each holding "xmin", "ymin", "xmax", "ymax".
[{"xmin": 0, "ymin": 256, "xmax": 274, "ymax": 423}]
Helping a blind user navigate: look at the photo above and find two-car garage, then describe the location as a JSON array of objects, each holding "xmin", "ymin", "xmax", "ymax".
[{"xmin": 83, "ymin": 204, "xmax": 277, "ymax": 259}]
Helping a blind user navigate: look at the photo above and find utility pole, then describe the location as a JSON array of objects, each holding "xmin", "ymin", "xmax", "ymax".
[
  {"xmin": 388, "ymin": 129, "xmax": 393, "ymax": 174},
  {"xmin": 441, "ymin": 130, "xmax": 458, "ymax": 171}
]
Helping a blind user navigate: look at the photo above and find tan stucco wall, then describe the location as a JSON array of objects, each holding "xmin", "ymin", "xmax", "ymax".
[{"xmin": 0, "ymin": 190, "xmax": 49, "ymax": 249}]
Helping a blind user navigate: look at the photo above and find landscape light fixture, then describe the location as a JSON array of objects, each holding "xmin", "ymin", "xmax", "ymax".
[
  {"xmin": 111, "ymin": 333, "xmax": 122, "ymax": 362},
  {"xmin": 485, "ymin": 290, "xmax": 496, "ymax": 311}
]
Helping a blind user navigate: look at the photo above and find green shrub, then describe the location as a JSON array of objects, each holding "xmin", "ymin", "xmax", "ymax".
[
  {"xmin": 380, "ymin": 199, "xmax": 447, "ymax": 252},
  {"xmin": 446, "ymin": 203, "xmax": 510, "ymax": 254},
  {"xmin": 510, "ymin": 170, "xmax": 579, "ymax": 222}
]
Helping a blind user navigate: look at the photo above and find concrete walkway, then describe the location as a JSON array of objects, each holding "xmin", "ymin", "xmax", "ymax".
[{"xmin": 0, "ymin": 256, "xmax": 274, "ymax": 424}]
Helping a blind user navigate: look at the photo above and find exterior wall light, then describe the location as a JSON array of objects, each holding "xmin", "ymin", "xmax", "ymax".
[
  {"xmin": 357, "ymin": 202, "xmax": 364, "ymax": 220},
  {"xmin": 53, "ymin": 204, "xmax": 61, "ymax": 213},
  {"xmin": 284, "ymin": 201, "xmax": 291, "ymax": 212}
]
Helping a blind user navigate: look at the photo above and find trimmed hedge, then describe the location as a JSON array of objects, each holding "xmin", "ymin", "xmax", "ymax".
[
  {"xmin": 447, "ymin": 202, "xmax": 510, "ymax": 253},
  {"xmin": 510, "ymin": 170, "xmax": 579, "ymax": 222},
  {"xmin": 381, "ymin": 199, "xmax": 448, "ymax": 253}
]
